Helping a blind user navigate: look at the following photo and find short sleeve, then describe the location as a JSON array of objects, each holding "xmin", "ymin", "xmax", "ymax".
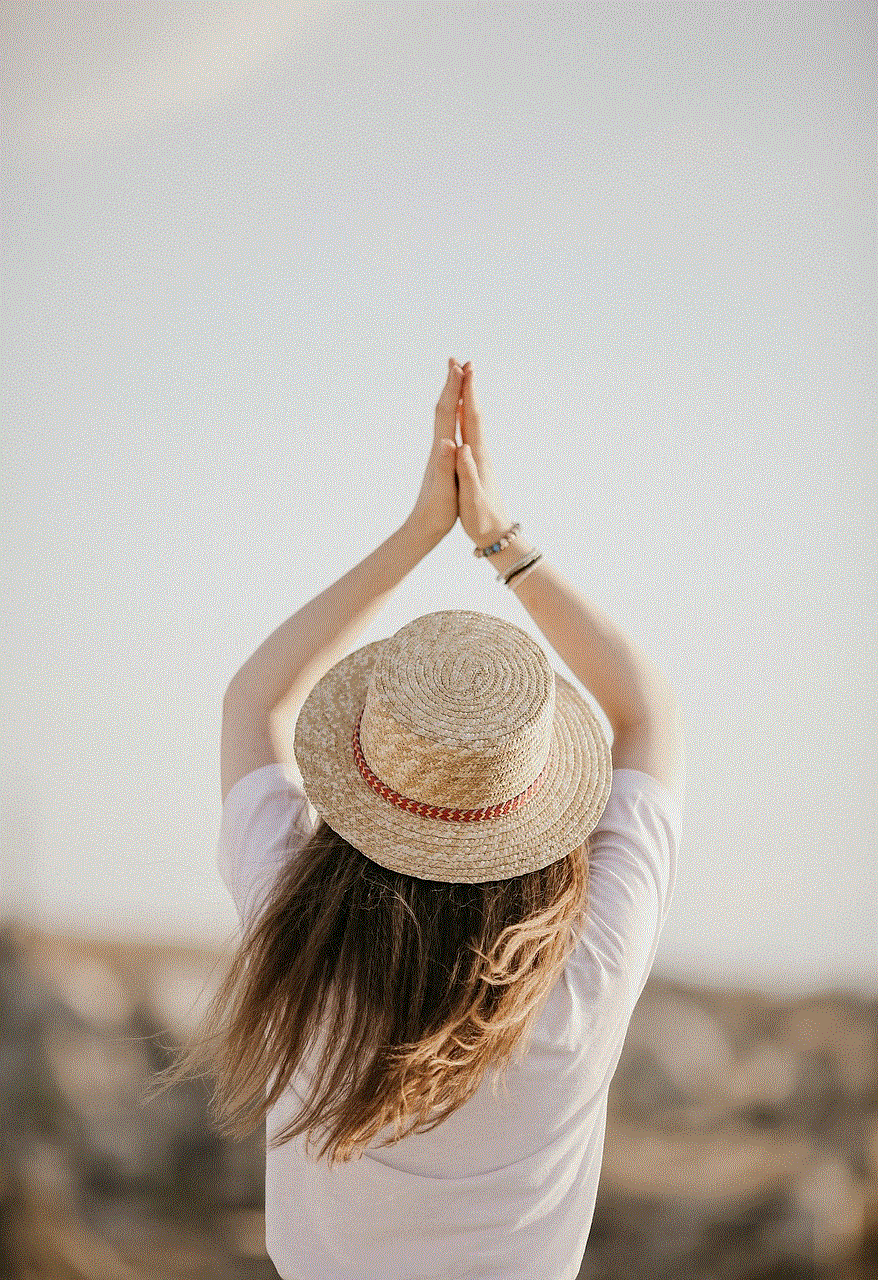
[
  {"xmin": 216, "ymin": 763, "xmax": 318, "ymax": 929},
  {"xmin": 577, "ymin": 767, "xmax": 683, "ymax": 1011}
]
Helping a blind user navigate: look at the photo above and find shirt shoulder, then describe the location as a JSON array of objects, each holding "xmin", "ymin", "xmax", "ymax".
[
  {"xmin": 216, "ymin": 763, "xmax": 317, "ymax": 928},
  {"xmin": 572, "ymin": 766, "xmax": 684, "ymax": 1012}
]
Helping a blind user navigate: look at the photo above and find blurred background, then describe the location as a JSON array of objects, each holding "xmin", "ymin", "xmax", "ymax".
[{"xmin": 2, "ymin": 2, "xmax": 875, "ymax": 1277}]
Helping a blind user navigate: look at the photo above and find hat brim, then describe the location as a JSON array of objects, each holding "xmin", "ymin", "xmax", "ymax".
[{"xmin": 293, "ymin": 639, "xmax": 612, "ymax": 882}]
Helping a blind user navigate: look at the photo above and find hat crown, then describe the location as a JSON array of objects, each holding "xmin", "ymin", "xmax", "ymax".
[{"xmin": 359, "ymin": 611, "xmax": 555, "ymax": 810}]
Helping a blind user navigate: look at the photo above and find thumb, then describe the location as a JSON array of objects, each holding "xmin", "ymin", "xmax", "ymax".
[
  {"xmin": 456, "ymin": 442, "xmax": 478, "ymax": 479},
  {"xmin": 440, "ymin": 437, "xmax": 457, "ymax": 464}
]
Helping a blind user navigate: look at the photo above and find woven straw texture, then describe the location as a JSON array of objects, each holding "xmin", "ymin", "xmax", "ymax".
[{"xmin": 293, "ymin": 610, "xmax": 612, "ymax": 883}]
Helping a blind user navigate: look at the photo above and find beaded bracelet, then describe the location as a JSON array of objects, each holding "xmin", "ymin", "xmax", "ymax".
[{"xmin": 473, "ymin": 522, "xmax": 521, "ymax": 558}]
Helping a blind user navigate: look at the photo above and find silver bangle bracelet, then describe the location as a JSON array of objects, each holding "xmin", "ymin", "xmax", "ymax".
[
  {"xmin": 506, "ymin": 554, "xmax": 543, "ymax": 588},
  {"xmin": 501, "ymin": 552, "xmax": 542, "ymax": 586},
  {"xmin": 496, "ymin": 551, "xmax": 540, "ymax": 583}
]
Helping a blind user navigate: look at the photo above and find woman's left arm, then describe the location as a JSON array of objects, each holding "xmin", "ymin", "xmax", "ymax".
[{"xmin": 225, "ymin": 359, "xmax": 466, "ymax": 715}]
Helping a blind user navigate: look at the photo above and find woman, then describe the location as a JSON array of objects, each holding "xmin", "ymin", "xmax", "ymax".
[{"xmin": 151, "ymin": 359, "xmax": 685, "ymax": 1280}]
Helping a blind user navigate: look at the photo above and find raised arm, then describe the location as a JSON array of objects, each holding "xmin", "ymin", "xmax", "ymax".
[
  {"xmin": 488, "ymin": 539, "xmax": 684, "ymax": 800},
  {"xmin": 221, "ymin": 360, "xmax": 468, "ymax": 803},
  {"xmin": 224, "ymin": 360, "xmax": 466, "ymax": 715},
  {"xmin": 454, "ymin": 363, "xmax": 684, "ymax": 801}
]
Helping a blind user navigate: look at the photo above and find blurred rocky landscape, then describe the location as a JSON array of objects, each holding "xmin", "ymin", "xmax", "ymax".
[{"xmin": 1, "ymin": 921, "xmax": 875, "ymax": 1280}]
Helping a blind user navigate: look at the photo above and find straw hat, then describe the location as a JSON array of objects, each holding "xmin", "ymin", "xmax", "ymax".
[{"xmin": 293, "ymin": 610, "xmax": 612, "ymax": 883}]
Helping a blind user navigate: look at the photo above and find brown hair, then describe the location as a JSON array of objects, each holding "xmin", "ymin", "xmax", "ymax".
[{"xmin": 145, "ymin": 817, "xmax": 590, "ymax": 1169}]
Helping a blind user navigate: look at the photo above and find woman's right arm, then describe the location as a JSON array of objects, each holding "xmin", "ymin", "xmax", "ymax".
[
  {"xmin": 484, "ymin": 536, "xmax": 685, "ymax": 801},
  {"xmin": 454, "ymin": 363, "xmax": 684, "ymax": 799},
  {"xmin": 487, "ymin": 536, "xmax": 678, "ymax": 732}
]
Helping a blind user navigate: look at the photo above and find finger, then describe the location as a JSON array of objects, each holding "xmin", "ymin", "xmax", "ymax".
[
  {"xmin": 435, "ymin": 361, "xmax": 463, "ymax": 436},
  {"xmin": 456, "ymin": 442, "xmax": 481, "ymax": 484},
  {"xmin": 460, "ymin": 365, "xmax": 486, "ymax": 456}
]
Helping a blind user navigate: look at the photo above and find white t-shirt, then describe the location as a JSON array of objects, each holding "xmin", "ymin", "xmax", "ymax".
[{"xmin": 217, "ymin": 764, "xmax": 683, "ymax": 1280}]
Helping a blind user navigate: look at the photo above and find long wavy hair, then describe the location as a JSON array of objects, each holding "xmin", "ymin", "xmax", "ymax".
[{"xmin": 146, "ymin": 813, "xmax": 591, "ymax": 1169}]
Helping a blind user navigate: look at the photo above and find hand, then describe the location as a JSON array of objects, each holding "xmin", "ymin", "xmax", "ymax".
[
  {"xmin": 454, "ymin": 362, "xmax": 514, "ymax": 544},
  {"xmin": 407, "ymin": 357, "xmax": 465, "ymax": 543}
]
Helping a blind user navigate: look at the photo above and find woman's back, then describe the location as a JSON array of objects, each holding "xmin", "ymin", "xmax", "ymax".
[{"xmin": 217, "ymin": 758, "xmax": 682, "ymax": 1280}]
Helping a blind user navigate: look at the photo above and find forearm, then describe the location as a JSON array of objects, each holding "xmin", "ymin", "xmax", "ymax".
[
  {"xmin": 226, "ymin": 516, "xmax": 441, "ymax": 711},
  {"xmin": 483, "ymin": 534, "xmax": 678, "ymax": 737}
]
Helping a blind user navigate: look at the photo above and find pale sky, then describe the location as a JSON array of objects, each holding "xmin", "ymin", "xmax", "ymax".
[{"xmin": 2, "ymin": 2, "xmax": 875, "ymax": 997}]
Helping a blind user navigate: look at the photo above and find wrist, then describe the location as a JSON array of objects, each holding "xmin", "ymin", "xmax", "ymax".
[
  {"xmin": 400, "ymin": 514, "xmax": 445, "ymax": 558},
  {"xmin": 479, "ymin": 534, "xmax": 536, "ymax": 579}
]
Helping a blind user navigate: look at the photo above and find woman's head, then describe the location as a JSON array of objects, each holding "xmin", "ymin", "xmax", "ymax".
[{"xmin": 293, "ymin": 609, "xmax": 612, "ymax": 883}]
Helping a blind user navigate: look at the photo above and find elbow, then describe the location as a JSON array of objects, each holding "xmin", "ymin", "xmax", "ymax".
[{"xmin": 223, "ymin": 674, "xmax": 249, "ymax": 706}]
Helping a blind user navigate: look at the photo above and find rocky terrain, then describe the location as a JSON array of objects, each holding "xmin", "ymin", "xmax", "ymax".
[{"xmin": 1, "ymin": 921, "xmax": 875, "ymax": 1279}]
